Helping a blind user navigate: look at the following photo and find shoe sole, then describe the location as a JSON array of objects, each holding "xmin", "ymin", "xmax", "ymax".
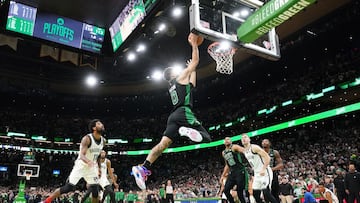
[
  {"xmin": 132, "ymin": 166, "xmax": 146, "ymax": 190},
  {"xmin": 179, "ymin": 127, "xmax": 203, "ymax": 142}
]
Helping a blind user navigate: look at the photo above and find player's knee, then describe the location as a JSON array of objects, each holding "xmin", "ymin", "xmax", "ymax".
[
  {"xmin": 105, "ymin": 185, "xmax": 114, "ymax": 194},
  {"xmin": 201, "ymin": 132, "xmax": 211, "ymax": 142},
  {"xmin": 60, "ymin": 183, "xmax": 76, "ymax": 194},
  {"xmin": 89, "ymin": 184, "xmax": 99, "ymax": 198}
]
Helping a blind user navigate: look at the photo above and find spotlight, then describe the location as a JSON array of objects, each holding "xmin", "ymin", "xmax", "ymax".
[
  {"xmin": 151, "ymin": 70, "xmax": 163, "ymax": 81},
  {"xmin": 136, "ymin": 44, "xmax": 146, "ymax": 52},
  {"xmin": 127, "ymin": 52, "xmax": 136, "ymax": 61},
  {"xmin": 172, "ymin": 6, "xmax": 183, "ymax": 18},
  {"xmin": 85, "ymin": 75, "xmax": 98, "ymax": 87}
]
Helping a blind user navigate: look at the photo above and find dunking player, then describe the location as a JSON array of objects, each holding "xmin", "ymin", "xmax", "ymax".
[
  {"xmin": 262, "ymin": 139, "xmax": 284, "ymax": 202},
  {"xmin": 131, "ymin": 33, "xmax": 211, "ymax": 190},
  {"xmin": 220, "ymin": 137, "xmax": 249, "ymax": 203},
  {"xmin": 44, "ymin": 119, "xmax": 105, "ymax": 203},
  {"xmin": 99, "ymin": 150, "xmax": 118, "ymax": 203},
  {"xmin": 241, "ymin": 134, "xmax": 279, "ymax": 203}
]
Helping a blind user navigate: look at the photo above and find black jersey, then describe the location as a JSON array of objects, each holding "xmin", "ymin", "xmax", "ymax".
[
  {"xmin": 269, "ymin": 148, "xmax": 276, "ymax": 168},
  {"xmin": 223, "ymin": 145, "xmax": 246, "ymax": 172},
  {"xmin": 168, "ymin": 79, "xmax": 194, "ymax": 110}
]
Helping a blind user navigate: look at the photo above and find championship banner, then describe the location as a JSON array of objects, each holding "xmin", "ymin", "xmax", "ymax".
[
  {"xmin": 40, "ymin": 44, "xmax": 59, "ymax": 61},
  {"xmin": 0, "ymin": 34, "xmax": 18, "ymax": 51},
  {"xmin": 60, "ymin": 49, "xmax": 79, "ymax": 66},
  {"xmin": 237, "ymin": 0, "xmax": 316, "ymax": 43},
  {"xmin": 80, "ymin": 54, "xmax": 97, "ymax": 70}
]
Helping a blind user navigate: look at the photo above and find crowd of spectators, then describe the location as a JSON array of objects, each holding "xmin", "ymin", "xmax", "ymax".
[{"xmin": 0, "ymin": 113, "xmax": 359, "ymax": 203}]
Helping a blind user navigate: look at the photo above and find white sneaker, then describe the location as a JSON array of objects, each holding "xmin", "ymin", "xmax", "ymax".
[
  {"xmin": 179, "ymin": 127, "xmax": 203, "ymax": 142},
  {"xmin": 131, "ymin": 166, "xmax": 151, "ymax": 190}
]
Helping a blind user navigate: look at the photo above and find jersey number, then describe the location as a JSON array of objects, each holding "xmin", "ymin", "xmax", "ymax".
[
  {"xmin": 170, "ymin": 90, "xmax": 179, "ymax": 105},
  {"xmin": 224, "ymin": 153, "xmax": 236, "ymax": 166}
]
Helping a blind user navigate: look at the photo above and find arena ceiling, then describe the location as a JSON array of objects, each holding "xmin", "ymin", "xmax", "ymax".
[{"xmin": 0, "ymin": 0, "xmax": 354, "ymax": 95}]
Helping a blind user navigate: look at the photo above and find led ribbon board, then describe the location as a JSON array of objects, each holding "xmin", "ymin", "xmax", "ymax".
[{"xmin": 237, "ymin": 0, "xmax": 316, "ymax": 43}]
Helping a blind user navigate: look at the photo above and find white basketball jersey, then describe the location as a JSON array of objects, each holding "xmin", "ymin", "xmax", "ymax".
[
  {"xmin": 244, "ymin": 144, "xmax": 265, "ymax": 173},
  {"xmin": 322, "ymin": 188, "xmax": 339, "ymax": 203},
  {"xmin": 100, "ymin": 159, "xmax": 108, "ymax": 178},
  {"xmin": 79, "ymin": 134, "xmax": 104, "ymax": 162}
]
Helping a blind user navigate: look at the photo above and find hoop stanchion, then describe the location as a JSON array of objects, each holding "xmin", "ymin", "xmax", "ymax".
[{"xmin": 207, "ymin": 42, "xmax": 237, "ymax": 74}]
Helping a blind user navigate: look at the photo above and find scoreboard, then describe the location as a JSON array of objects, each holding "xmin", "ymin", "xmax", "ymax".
[
  {"xmin": 6, "ymin": 1, "xmax": 37, "ymax": 36},
  {"xmin": 109, "ymin": 0, "xmax": 146, "ymax": 52},
  {"xmin": 6, "ymin": 1, "xmax": 105, "ymax": 54}
]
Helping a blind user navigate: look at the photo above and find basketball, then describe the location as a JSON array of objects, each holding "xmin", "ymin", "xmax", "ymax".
[{"xmin": 188, "ymin": 33, "xmax": 204, "ymax": 46}]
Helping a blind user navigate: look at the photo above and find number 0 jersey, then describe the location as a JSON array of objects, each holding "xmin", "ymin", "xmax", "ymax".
[{"xmin": 168, "ymin": 79, "xmax": 194, "ymax": 110}]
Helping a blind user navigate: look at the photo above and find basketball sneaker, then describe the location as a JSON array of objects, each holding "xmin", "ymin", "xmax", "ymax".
[
  {"xmin": 131, "ymin": 165, "xmax": 151, "ymax": 190},
  {"xmin": 179, "ymin": 126, "xmax": 203, "ymax": 142}
]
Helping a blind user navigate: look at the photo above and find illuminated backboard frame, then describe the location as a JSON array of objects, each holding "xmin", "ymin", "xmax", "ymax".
[
  {"xmin": 189, "ymin": 0, "xmax": 281, "ymax": 60},
  {"xmin": 17, "ymin": 164, "xmax": 40, "ymax": 178}
]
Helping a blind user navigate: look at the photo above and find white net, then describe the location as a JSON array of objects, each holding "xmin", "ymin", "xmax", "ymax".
[
  {"xmin": 208, "ymin": 42, "xmax": 236, "ymax": 74},
  {"xmin": 25, "ymin": 174, "xmax": 31, "ymax": 180}
]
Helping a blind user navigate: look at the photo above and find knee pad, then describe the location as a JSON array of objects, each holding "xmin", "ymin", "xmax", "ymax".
[
  {"xmin": 60, "ymin": 183, "xmax": 76, "ymax": 194},
  {"xmin": 89, "ymin": 184, "xmax": 99, "ymax": 198}
]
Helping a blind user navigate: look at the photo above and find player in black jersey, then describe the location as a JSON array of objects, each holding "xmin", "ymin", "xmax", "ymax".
[
  {"xmin": 262, "ymin": 139, "xmax": 283, "ymax": 203},
  {"xmin": 131, "ymin": 33, "xmax": 211, "ymax": 190},
  {"xmin": 220, "ymin": 137, "xmax": 249, "ymax": 203}
]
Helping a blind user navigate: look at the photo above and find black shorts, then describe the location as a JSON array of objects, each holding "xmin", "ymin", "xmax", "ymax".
[{"xmin": 163, "ymin": 106, "xmax": 211, "ymax": 142}]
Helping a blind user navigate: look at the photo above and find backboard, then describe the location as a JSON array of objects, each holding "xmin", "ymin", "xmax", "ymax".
[
  {"xmin": 17, "ymin": 164, "xmax": 40, "ymax": 178},
  {"xmin": 189, "ymin": 0, "xmax": 281, "ymax": 60}
]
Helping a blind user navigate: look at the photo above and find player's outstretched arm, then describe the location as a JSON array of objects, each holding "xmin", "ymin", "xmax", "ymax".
[
  {"xmin": 177, "ymin": 34, "xmax": 199, "ymax": 85},
  {"xmin": 233, "ymin": 144, "xmax": 245, "ymax": 153}
]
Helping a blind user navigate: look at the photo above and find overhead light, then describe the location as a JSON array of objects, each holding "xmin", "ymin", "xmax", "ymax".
[
  {"xmin": 85, "ymin": 75, "xmax": 98, "ymax": 87},
  {"xmin": 233, "ymin": 11, "xmax": 241, "ymax": 18},
  {"xmin": 172, "ymin": 6, "xmax": 183, "ymax": 18},
  {"xmin": 240, "ymin": 9, "xmax": 250, "ymax": 17},
  {"xmin": 136, "ymin": 44, "xmax": 146, "ymax": 52},
  {"xmin": 158, "ymin": 23, "xmax": 166, "ymax": 32},
  {"xmin": 171, "ymin": 63, "xmax": 183, "ymax": 75},
  {"xmin": 151, "ymin": 70, "xmax": 163, "ymax": 81},
  {"xmin": 127, "ymin": 52, "xmax": 136, "ymax": 61}
]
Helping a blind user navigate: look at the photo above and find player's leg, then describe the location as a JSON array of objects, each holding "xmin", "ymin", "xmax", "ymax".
[
  {"xmin": 271, "ymin": 173, "xmax": 280, "ymax": 202},
  {"xmin": 102, "ymin": 185, "xmax": 115, "ymax": 203},
  {"xmin": 224, "ymin": 175, "xmax": 237, "ymax": 203},
  {"xmin": 83, "ymin": 167, "xmax": 101, "ymax": 203},
  {"xmin": 44, "ymin": 165, "xmax": 81, "ymax": 203},
  {"xmin": 235, "ymin": 170, "xmax": 248, "ymax": 203},
  {"xmin": 81, "ymin": 184, "xmax": 92, "ymax": 203},
  {"xmin": 261, "ymin": 171, "xmax": 278, "ymax": 203},
  {"xmin": 251, "ymin": 176, "xmax": 264, "ymax": 203},
  {"xmin": 132, "ymin": 136, "xmax": 172, "ymax": 190},
  {"xmin": 178, "ymin": 107, "xmax": 211, "ymax": 142},
  {"xmin": 86, "ymin": 184, "xmax": 100, "ymax": 203}
]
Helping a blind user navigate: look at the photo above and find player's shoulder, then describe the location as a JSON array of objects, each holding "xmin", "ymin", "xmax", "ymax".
[
  {"xmin": 81, "ymin": 134, "xmax": 92, "ymax": 142},
  {"xmin": 251, "ymin": 143, "xmax": 261, "ymax": 149}
]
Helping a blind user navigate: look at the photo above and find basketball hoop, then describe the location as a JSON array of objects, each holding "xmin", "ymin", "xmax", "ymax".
[
  {"xmin": 25, "ymin": 173, "xmax": 31, "ymax": 181},
  {"xmin": 207, "ymin": 42, "xmax": 237, "ymax": 74}
]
